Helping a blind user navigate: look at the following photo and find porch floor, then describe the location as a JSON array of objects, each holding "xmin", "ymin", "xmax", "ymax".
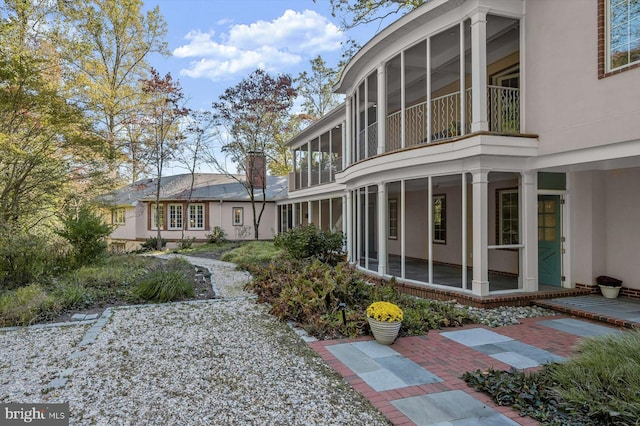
[
  {"xmin": 362, "ymin": 256, "xmax": 524, "ymax": 291},
  {"xmin": 535, "ymin": 295, "xmax": 640, "ymax": 329}
]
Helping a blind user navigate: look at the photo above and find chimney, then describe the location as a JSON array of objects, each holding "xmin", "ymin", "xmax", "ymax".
[{"xmin": 246, "ymin": 151, "xmax": 266, "ymax": 189}]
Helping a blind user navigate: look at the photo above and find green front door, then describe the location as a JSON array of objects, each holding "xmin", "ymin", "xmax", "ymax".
[{"xmin": 538, "ymin": 195, "xmax": 562, "ymax": 286}]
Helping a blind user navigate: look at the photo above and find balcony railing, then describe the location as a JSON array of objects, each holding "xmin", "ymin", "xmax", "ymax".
[
  {"xmin": 383, "ymin": 86, "xmax": 519, "ymax": 153},
  {"xmin": 290, "ymin": 155, "xmax": 343, "ymax": 191},
  {"xmin": 357, "ymin": 122, "xmax": 378, "ymax": 161}
]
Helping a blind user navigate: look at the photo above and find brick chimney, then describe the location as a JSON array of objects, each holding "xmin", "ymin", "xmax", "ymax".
[{"xmin": 245, "ymin": 151, "xmax": 266, "ymax": 189}]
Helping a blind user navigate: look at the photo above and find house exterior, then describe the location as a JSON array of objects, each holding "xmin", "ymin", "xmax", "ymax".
[
  {"xmin": 102, "ymin": 173, "xmax": 287, "ymax": 251},
  {"xmin": 278, "ymin": 0, "xmax": 640, "ymax": 299}
]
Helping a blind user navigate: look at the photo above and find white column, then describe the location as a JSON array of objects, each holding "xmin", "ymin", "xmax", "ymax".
[
  {"xmin": 521, "ymin": 171, "xmax": 538, "ymax": 291},
  {"xmin": 459, "ymin": 21, "xmax": 466, "ymax": 136},
  {"xmin": 461, "ymin": 173, "xmax": 468, "ymax": 290},
  {"xmin": 471, "ymin": 10, "xmax": 489, "ymax": 132},
  {"xmin": 377, "ymin": 182, "xmax": 387, "ymax": 276},
  {"xmin": 426, "ymin": 37, "xmax": 432, "ymax": 144},
  {"xmin": 400, "ymin": 50, "xmax": 406, "ymax": 149},
  {"xmin": 307, "ymin": 200, "xmax": 313, "ymax": 225},
  {"xmin": 377, "ymin": 64, "xmax": 386, "ymax": 155},
  {"xmin": 472, "ymin": 170, "xmax": 489, "ymax": 296},
  {"xmin": 292, "ymin": 203, "xmax": 297, "ymax": 228},
  {"xmin": 345, "ymin": 191, "xmax": 352, "ymax": 262},
  {"xmin": 428, "ymin": 176, "xmax": 433, "ymax": 284},
  {"xmin": 400, "ymin": 180, "xmax": 406, "ymax": 278},
  {"xmin": 356, "ymin": 189, "xmax": 362, "ymax": 265},
  {"xmin": 364, "ymin": 188, "xmax": 369, "ymax": 270},
  {"xmin": 345, "ymin": 98, "xmax": 352, "ymax": 166},
  {"xmin": 307, "ymin": 142, "xmax": 312, "ymax": 188}
]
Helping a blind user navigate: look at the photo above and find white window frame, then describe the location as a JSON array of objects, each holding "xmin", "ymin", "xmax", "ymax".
[
  {"xmin": 150, "ymin": 203, "xmax": 164, "ymax": 230},
  {"xmin": 232, "ymin": 207, "xmax": 244, "ymax": 226},
  {"xmin": 498, "ymin": 189, "xmax": 519, "ymax": 245},
  {"xmin": 606, "ymin": 0, "xmax": 640, "ymax": 72},
  {"xmin": 188, "ymin": 204, "xmax": 205, "ymax": 230},
  {"xmin": 112, "ymin": 208, "xmax": 126, "ymax": 225},
  {"xmin": 388, "ymin": 198, "xmax": 398, "ymax": 240},
  {"xmin": 433, "ymin": 194, "xmax": 446, "ymax": 244},
  {"xmin": 168, "ymin": 204, "xmax": 183, "ymax": 230}
]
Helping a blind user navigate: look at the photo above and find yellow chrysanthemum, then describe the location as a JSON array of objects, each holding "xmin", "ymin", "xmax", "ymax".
[{"xmin": 366, "ymin": 301, "xmax": 403, "ymax": 323}]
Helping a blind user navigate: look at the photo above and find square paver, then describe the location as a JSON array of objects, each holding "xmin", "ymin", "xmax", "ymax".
[
  {"xmin": 352, "ymin": 340, "xmax": 400, "ymax": 358},
  {"xmin": 490, "ymin": 351, "xmax": 540, "ymax": 369},
  {"xmin": 440, "ymin": 328, "xmax": 513, "ymax": 347},
  {"xmin": 391, "ymin": 390, "xmax": 518, "ymax": 426},
  {"xmin": 326, "ymin": 343, "xmax": 381, "ymax": 374},
  {"xmin": 496, "ymin": 340, "xmax": 566, "ymax": 364},
  {"xmin": 377, "ymin": 356, "xmax": 442, "ymax": 386},
  {"xmin": 538, "ymin": 318, "xmax": 621, "ymax": 337},
  {"xmin": 360, "ymin": 368, "xmax": 408, "ymax": 392}
]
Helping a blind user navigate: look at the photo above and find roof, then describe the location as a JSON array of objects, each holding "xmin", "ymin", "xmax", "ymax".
[{"xmin": 99, "ymin": 173, "xmax": 289, "ymax": 206}]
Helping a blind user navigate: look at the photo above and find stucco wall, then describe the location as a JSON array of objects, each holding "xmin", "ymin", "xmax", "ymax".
[
  {"xmin": 525, "ymin": 0, "xmax": 640, "ymax": 155},
  {"xmin": 572, "ymin": 168, "xmax": 640, "ymax": 291}
]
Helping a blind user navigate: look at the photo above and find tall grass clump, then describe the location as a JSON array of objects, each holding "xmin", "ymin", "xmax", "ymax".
[
  {"xmin": 220, "ymin": 241, "xmax": 283, "ymax": 271},
  {"xmin": 0, "ymin": 284, "xmax": 58, "ymax": 326},
  {"xmin": 134, "ymin": 258, "xmax": 195, "ymax": 303},
  {"xmin": 548, "ymin": 330, "xmax": 640, "ymax": 424}
]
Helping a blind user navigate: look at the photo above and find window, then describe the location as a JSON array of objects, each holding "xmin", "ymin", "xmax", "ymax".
[
  {"xmin": 388, "ymin": 198, "xmax": 398, "ymax": 239},
  {"xmin": 232, "ymin": 207, "xmax": 243, "ymax": 226},
  {"xmin": 189, "ymin": 204, "xmax": 205, "ymax": 230},
  {"xmin": 112, "ymin": 208, "xmax": 125, "ymax": 225},
  {"xmin": 433, "ymin": 195, "xmax": 446, "ymax": 243},
  {"xmin": 498, "ymin": 189, "xmax": 519, "ymax": 245},
  {"xmin": 605, "ymin": 0, "xmax": 640, "ymax": 72},
  {"xmin": 150, "ymin": 203, "xmax": 164, "ymax": 230},
  {"xmin": 168, "ymin": 204, "xmax": 183, "ymax": 230}
]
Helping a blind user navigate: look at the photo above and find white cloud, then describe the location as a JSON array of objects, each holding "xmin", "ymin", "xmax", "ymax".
[{"xmin": 174, "ymin": 9, "xmax": 344, "ymax": 82}]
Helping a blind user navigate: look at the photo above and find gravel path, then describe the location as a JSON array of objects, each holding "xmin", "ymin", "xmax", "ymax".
[{"xmin": 0, "ymin": 256, "xmax": 390, "ymax": 425}]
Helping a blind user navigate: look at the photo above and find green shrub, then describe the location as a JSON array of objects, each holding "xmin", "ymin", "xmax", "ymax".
[
  {"xmin": 0, "ymin": 284, "xmax": 59, "ymax": 326},
  {"xmin": 246, "ymin": 259, "xmax": 474, "ymax": 340},
  {"xmin": 140, "ymin": 237, "xmax": 167, "ymax": 252},
  {"xmin": 220, "ymin": 241, "xmax": 283, "ymax": 271},
  {"xmin": 54, "ymin": 282, "xmax": 91, "ymax": 310},
  {"xmin": 134, "ymin": 258, "xmax": 195, "ymax": 303},
  {"xmin": 273, "ymin": 225, "xmax": 345, "ymax": 265},
  {"xmin": 57, "ymin": 205, "xmax": 113, "ymax": 267},
  {"xmin": 206, "ymin": 226, "xmax": 227, "ymax": 244},
  {"xmin": 0, "ymin": 228, "xmax": 62, "ymax": 289},
  {"xmin": 177, "ymin": 237, "xmax": 195, "ymax": 250}
]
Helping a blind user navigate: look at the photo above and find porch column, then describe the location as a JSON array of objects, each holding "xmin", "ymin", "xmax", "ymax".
[
  {"xmin": 345, "ymin": 191, "xmax": 353, "ymax": 262},
  {"xmin": 345, "ymin": 98, "xmax": 352, "ymax": 166},
  {"xmin": 291, "ymin": 203, "xmax": 297, "ymax": 228},
  {"xmin": 307, "ymin": 200, "xmax": 313, "ymax": 225},
  {"xmin": 521, "ymin": 171, "xmax": 538, "ymax": 291},
  {"xmin": 377, "ymin": 182, "xmax": 387, "ymax": 276},
  {"xmin": 377, "ymin": 64, "xmax": 386, "ymax": 155},
  {"xmin": 356, "ymin": 189, "xmax": 362, "ymax": 265},
  {"xmin": 472, "ymin": 170, "xmax": 489, "ymax": 296},
  {"xmin": 471, "ymin": 9, "xmax": 489, "ymax": 132}
]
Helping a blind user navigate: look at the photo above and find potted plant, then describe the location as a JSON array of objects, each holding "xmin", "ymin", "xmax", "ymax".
[
  {"xmin": 597, "ymin": 275, "xmax": 622, "ymax": 299},
  {"xmin": 366, "ymin": 301, "xmax": 403, "ymax": 345}
]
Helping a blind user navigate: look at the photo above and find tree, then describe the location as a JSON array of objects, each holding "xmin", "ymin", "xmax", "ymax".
[
  {"xmin": 325, "ymin": 0, "xmax": 426, "ymax": 30},
  {"xmin": 210, "ymin": 69, "xmax": 296, "ymax": 239},
  {"xmin": 176, "ymin": 109, "xmax": 216, "ymax": 242},
  {"xmin": 296, "ymin": 56, "xmax": 342, "ymax": 121},
  {"xmin": 59, "ymin": 0, "xmax": 169, "ymax": 183},
  {"xmin": 0, "ymin": 0, "xmax": 94, "ymax": 230},
  {"xmin": 138, "ymin": 69, "xmax": 189, "ymax": 250}
]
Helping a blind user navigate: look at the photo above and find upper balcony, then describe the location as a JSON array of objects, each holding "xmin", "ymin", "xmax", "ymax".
[
  {"xmin": 337, "ymin": 1, "xmax": 525, "ymax": 166},
  {"xmin": 288, "ymin": 106, "xmax": 344, "ymax": 192}
]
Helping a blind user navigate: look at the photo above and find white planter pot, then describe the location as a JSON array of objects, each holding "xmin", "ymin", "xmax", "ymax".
[
  {"xmin": 367, "ymin": 317, "xmax": 401, "ymax": 345},
  {"xmin": 599, "ymin": 285, "xmax": 620, "ymax": 299}
]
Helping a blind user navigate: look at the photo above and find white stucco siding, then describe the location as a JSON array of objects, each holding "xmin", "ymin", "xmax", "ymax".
[
  {"xmin": 571, "ymin": 168, "xmax": 640, "ymax": 291},
  {"xmin": 525, "ymin": 0, "xmax": 640, "ymax": 156}
]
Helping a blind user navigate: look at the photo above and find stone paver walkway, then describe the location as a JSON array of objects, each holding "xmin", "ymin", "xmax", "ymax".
[{"xmin": 310, "ymin": 315, "xmax": 623, "ymax": 425}]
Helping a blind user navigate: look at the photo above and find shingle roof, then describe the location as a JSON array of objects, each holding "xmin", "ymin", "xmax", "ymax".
[{"xmin": 99, "ymin": 173, "xmax": 288, "ymax": 206}]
